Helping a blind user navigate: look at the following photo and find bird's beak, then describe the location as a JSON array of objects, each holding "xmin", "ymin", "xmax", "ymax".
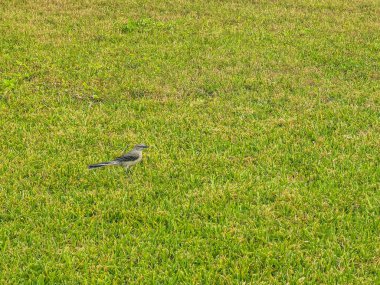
[{"xmin": 144, "ymin": 145, "xmax": 149, "ymax": 148}]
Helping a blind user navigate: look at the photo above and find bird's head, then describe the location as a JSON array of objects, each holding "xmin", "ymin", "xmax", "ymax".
[{"xmin": 134, "ymin": 144, "xmax": 149, "ymax": 151}]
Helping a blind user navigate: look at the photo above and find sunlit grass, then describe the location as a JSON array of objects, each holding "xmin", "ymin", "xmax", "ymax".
[{"xmin": 0, "ymin": 0, "xmax": 379, "ymax": 283}]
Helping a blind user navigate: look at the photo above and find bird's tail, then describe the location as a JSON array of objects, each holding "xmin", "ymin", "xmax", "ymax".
[{"xmin": 88, "ymin": 161, "xmax": 118, "ymax": 169}]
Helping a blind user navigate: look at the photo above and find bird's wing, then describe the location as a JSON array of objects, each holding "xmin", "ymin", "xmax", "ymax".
[{"xmin": 114, "ymin": 153, "xmax": 139, "ymax": 162}]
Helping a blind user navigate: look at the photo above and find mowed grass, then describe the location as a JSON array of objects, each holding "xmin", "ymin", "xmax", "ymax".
[{"xmin": 0, "ymin": 0, "xmax": 379, "ymax": 283}]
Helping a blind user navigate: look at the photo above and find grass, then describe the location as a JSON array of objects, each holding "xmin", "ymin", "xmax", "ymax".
[{"xmin": 0, "ymin": 0, "xmax": 379, "ymax": 283}]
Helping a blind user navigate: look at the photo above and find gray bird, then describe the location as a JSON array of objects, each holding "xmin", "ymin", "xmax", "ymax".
[{"xmin": 88, "ymin": 144, "xmax": 149, "ymax": 172}]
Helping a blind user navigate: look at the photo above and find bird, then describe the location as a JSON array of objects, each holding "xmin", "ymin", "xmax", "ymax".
[{"xmin": 88, "ymin": 144, "xmax": 149, "ymax": 172}]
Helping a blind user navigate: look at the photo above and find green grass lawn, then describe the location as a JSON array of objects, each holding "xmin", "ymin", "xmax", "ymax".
[{"xmin": 1, "ymin": 0, "xmax": 379, "ymax": 283}]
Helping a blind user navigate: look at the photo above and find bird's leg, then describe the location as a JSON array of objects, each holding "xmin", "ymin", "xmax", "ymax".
[{"xmin": 124, "ymin": 166, "xmax": 130, "ymax": 174}]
